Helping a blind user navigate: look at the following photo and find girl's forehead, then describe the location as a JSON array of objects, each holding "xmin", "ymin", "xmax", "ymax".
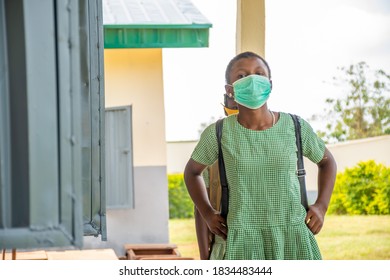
[
  {"xmin": 232, "ymin": 57, "xmax": 266, "ymax": 70},
  {"xmin": 229, "ymin": 57, "xmax": 270, "ymax": 80}
]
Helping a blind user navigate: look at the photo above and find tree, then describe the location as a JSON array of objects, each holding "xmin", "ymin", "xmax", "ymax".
[
  {"xmin": 198, "ymin": 116, "xmax": 217, "ymax": 138},
  {"xmin": 328, "ymin": 160, "xmax": 390, "ymax": 215},
  {"xmin": 313, "ymin": 62, "xmax": 390, "ymax": 143}
]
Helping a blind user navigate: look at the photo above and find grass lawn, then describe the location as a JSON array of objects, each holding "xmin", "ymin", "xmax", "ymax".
[{"xmin": 169, "ymin": 215, "xmax": 390, "ymax": 260}]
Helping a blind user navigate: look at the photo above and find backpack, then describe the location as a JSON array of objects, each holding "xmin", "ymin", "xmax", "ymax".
[{"xmin": 215, "ymin": 113, "xmax": 309, "ymax": 220}]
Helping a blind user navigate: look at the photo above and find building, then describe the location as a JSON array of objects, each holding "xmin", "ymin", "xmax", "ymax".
[
  {"xmin": 83, "ymin": 0, "xmax": 212, "ymax": 256},
  {"xmin": 1, "ymin": 0, "xmax": 268, "ymax": 258}
]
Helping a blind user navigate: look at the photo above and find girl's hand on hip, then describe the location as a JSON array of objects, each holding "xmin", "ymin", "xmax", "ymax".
[
  {"xmin": 205, "ymin": 209, "xmax": 228, "ymax": 240},
  {"xmin": 305, "ymin": 203, "xmax": 326, "ymax": 235}
]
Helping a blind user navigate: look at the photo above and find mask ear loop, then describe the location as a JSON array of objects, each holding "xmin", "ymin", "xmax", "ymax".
[
  {"xmin": 224, "ymin": 85, "xmax": 235, "ymax": 111},
  {"xmin": 225, "ymin": 84, "xmax": 234, "ymax": 96},
  {"xmin": 223, "ymin": 92, "xmax": 235, "ymax": 107}
]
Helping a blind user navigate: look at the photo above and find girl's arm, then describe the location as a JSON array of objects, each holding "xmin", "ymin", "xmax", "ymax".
[
  {"xmin": 184, "ymin": 159, "xmax": 227, "ymax": 240},
  {"xmin": 194, "ymin": 207, "xmax": 211, "ymax": 260},
  {"xmin": 306, "ymin": 147, "xmax": 337, "ymax": 234}
]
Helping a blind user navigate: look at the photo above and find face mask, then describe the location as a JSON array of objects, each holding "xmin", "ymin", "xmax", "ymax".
[{"xmin": 231, "ymin": 74, "xmax": 271, "ymax": 109}]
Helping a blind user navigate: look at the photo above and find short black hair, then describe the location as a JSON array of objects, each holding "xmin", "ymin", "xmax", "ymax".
[{"xmin": 225, "ymin": 51, "xmax": 272, "ymax": 84}]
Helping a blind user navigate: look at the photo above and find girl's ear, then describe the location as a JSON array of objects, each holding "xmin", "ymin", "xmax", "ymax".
[
  {"xmin": 270, "ymin": 79, "xmax": 273, "ymax": 90},
  {"xmin": 225, "ymin": 84, "xmax": 233, "ymax": 92}
]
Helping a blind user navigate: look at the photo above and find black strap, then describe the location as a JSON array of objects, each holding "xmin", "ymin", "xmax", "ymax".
[
  {"xmin": 289, "ymin": 114, "xmax": 309, "ymax": 211},
  {"xmin": 216, "ymin": 119, "xmax": 229, "ymax": 219}
]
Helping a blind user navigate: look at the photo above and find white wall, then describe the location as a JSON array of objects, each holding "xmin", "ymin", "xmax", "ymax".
[
  {"xmin": 104, "ymin": 48, "xmax": 167, "ymax": 167},
  {"xmin": 304, "ymin": 135, "xmax": 390, "ymax": 191},
  {"xmin": 167, "ymin": 140, "xmax": 198, "ymax": 174}
]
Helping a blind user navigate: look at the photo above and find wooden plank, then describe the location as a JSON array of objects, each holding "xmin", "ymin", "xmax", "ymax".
[
  {"xmin": 124, "ymin": 243, "xmax": 177, "ymax": 250},
  {"xmin": 124, "ymin": 244, "xmax": 180, "ymax": 260},
  {"xmin": 46, "ymin": 249, "xmax": 118, "ymax": 260},
  {"xmin": 3, "ymin": 250, "xmax": 48, "ymax": 260}
]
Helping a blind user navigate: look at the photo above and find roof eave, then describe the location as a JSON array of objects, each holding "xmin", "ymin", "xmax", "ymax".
[{"xmin": 103, "ymin": 24, "xmax": 212, "ymax": 49}]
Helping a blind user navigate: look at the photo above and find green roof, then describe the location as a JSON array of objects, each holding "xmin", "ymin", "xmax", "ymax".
[{"xmin": 103, "ymin": 0, "xmax": 212, "ymax": 48}]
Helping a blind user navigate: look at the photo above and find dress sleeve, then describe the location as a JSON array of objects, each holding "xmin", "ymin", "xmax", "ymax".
[
  {"xmin": 299, "ymin": 117, "xmax": 325, "ymax": 164},
  {"xmin": 191, "ymin": 122, "xmax": 219, "ymax": 166}
]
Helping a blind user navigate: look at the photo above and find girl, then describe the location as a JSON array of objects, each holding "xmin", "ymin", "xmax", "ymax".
[{"xmin": 184, "ymin": 51, "xmax": 337, "ymax": 260}]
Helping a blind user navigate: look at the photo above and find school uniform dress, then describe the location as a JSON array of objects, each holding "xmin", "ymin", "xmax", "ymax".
[{"xmin": 191, "ymin": 112, "xmax": 325, "ymax": 260}]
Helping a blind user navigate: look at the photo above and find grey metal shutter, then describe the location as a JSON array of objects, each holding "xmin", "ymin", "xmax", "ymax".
[
  {"xmin": 105, "ymin": 106, "xmax": 134, "ymax": 209},
  {"xmin": 0, "ymin": 0, "xmax": 106, "ymax": 249},
  {"xmin": 80, "ymin": 0, "xmax": 107, "ymax": 240}
]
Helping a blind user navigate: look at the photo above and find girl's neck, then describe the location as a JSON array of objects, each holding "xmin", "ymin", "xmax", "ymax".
[{"xmin": 237, "ymin": 105, "xmax": 275, "ymax": 131}]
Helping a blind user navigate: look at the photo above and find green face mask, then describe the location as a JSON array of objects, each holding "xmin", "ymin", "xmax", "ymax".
[{"xmin": 231, "ymin": 74, "xmax": 271, "ymax": 109}]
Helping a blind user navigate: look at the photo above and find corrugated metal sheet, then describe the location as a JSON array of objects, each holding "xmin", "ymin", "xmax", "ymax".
[{"xmin": 103, "ymin": 0, "xmax": 210, "ymax": 25}]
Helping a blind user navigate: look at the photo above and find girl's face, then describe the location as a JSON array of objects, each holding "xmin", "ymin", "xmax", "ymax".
[
  {"xmin": 225, "ymin": 57, "xmax": 271, "ymax": 97},
  {"xmin": 229, "ymin": 57, "xmax": 270, "ymax": 84}
]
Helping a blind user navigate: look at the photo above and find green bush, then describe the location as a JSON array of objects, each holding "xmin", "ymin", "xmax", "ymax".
[
  {"xmin": 168, "ymin": 173, "xmax": 194, "ymax": 219},
  {"xmin": 328, "ymin": 160, "xmax": 390, "ymax": 215}
]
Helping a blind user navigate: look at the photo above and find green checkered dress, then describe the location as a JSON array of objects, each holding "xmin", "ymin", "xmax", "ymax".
[{"xmin": 192, "ymin": 112, "xmax": 325, "ymax": 260}]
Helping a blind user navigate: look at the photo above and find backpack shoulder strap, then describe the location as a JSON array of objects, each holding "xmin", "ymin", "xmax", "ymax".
[
  {"xmin": 215, "ymin": 118, "xmax": 229, "ymax": 219},
  {"xmin": 289, "ymin": 114, "xmax": 309, "ymax": 211}
]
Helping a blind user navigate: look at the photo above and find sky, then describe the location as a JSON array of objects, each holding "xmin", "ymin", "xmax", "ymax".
[{"xmin": 163, "ymin": 0, "xmax": 390, "ymax": 142}]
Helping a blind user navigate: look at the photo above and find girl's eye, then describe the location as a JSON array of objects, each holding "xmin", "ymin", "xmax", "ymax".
[{"xmin": 238, "ymin": 74, "xmax": 246, "ymax": 79}]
